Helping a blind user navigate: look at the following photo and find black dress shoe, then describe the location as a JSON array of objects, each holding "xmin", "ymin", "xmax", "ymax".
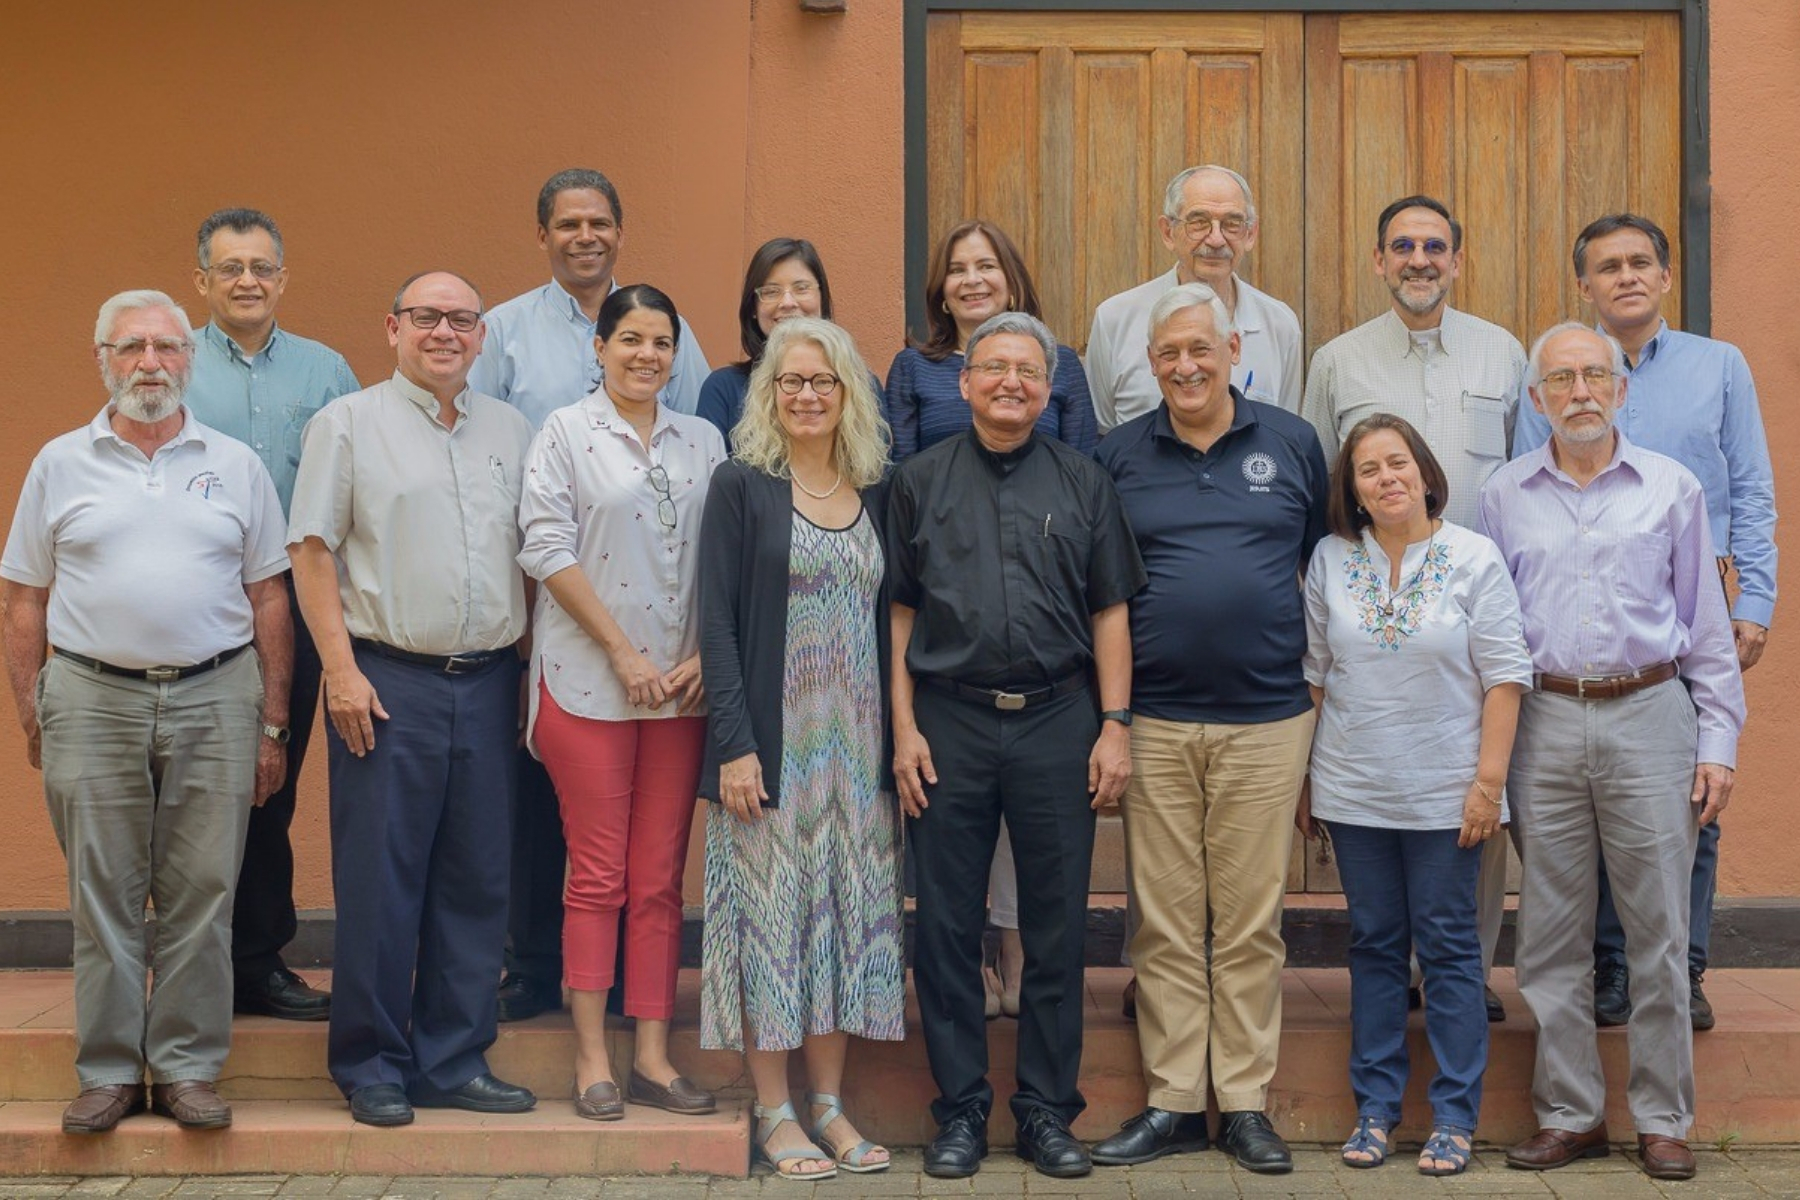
[
  {"xmin": 1217, "ymin": 1110, "xmax": 1292, "ymax": 1174},
  {"xmin": 1594, "ymin": 959, "xmax": 1632, "ymax": 1027},
  {"xmin": 1014, "ymin": 1107, "xmax": 1092, "ymax": 1178},
  {"xmin": 495, "ymin": 973, "xmax": 562, "ymax": 1023},
  {"xmin": 410, "ymin": 1072, "xmax": 536, "ymax": 1113},
  {"xmin": 1092, "ymin": 1106, "xmax": 1209, "ymax": 1165},
  {"xmin": 924, "ymin": 1109, "xmax": 989, "ymax": 1178},
  {"xmin": 1485, "ymin": 985, "xmax": 1507, "ymax": 1022},
  {"xmin": 1691, "ymin": 974, "xmax": 1716, "ymax": 1032},
  {"xmin": 349, "ymin": 1084, "xmax": 414, "ymax": 1127},
  {"xmin": 235, "ymin": 968, "xmax": 331, "ymax": 1021}
]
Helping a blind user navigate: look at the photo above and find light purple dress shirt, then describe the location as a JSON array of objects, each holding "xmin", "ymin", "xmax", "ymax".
[{"xmin": 1477, "ymin": 432, "xmax": 1745, "ymax": 767}]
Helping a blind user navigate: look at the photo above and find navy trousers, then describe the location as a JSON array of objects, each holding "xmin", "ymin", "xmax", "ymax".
[{"xmin": 326, "ymin": 646, "xmax": 518, "ymax": 1096}]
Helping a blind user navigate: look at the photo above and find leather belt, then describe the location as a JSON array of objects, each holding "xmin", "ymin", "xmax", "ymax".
[
  {"xmin": 1534, "ymin": 661, "xmax": 1678, "ymax": 701},
  {"xmin": 353, "ymin": 638, "xmax": 512, "ymax": 676},
  {"xmin": 52, "ymin": 643, "xmax": 249, "ymax": 684},
  {"xmin": 918, "ymin": 671, "xmax": 1087, "ymax": 711}
]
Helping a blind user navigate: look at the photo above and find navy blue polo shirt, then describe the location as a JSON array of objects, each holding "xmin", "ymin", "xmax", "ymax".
[{"xmin": 1096, "ymin": 393, "xmax": 1328, "ymax": 723}]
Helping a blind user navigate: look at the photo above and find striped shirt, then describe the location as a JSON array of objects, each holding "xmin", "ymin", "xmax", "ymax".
[{"xmin": 1477, "ymin": 433, "xmax": 1745, "ymax": 767}]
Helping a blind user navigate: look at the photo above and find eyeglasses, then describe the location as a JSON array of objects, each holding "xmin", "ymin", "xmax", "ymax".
[
  {"xmin": 99, "ymin": 337, "xmax": 192, "ymax": 361},
  {"xmin": 969, "ymin": 360, "xmax": 1048, "ymax": 384},
  {"xmin": 208, "ymin": 260, "xmax": 281, "ymax": 280},
  {"xmin": 774, "ymin": 372, "xmax": 839, "ymax": 396},
  {"xmin": 1386, "ymin": 237, "xmax": 1452, "ymax": 258},
  {"xmin": 1538, "ymin": 366, "xmax": 1618, "ymax": 394},
  {"xmin": 646, "ymin": 464, "xmax": 676, "ymax": 532},
  {"xmin": 755, "ymin": 280, "xmax": 819, "ymax": 303},
  {"xmin": 1179, "ymin": 211, "xmax": 1250, "ymax": 239},
  {"xmin": 395, "ymin": 306, "xmax": 482, "ymax": 332}
]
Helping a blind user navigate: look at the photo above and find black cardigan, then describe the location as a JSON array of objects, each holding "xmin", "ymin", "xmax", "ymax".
[{"xmin": 696, "ymin": 459, "xmax": 894, "ymax": 806}]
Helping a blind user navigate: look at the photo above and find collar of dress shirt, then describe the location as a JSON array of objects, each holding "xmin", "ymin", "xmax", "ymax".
[
  {"xmin": 201, "ymin": 320, "xmax": 286, "ymax": 363},
  {"xmin": 88, "ymin": 403, "xmax": 204, "ymax": 449},
  {"xmin": 1522, "ymin": 428, "xmax": 1646, "ymax": 489},
  {"xmin": 582, "ymin": 387, "xmax": 683, "ymax": 445},
  {"xmin": 389, "ymin": 369, "xmax": 470, "ymax": 424}
]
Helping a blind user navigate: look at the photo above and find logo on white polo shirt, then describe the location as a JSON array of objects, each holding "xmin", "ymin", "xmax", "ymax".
[
  {"xmin": 1241, "ymin": 452, "xmax": 1277, "ymax": 492},
  {"xmin": 186, "ymin": 471, "xmax": 223, "ymax": 499}
]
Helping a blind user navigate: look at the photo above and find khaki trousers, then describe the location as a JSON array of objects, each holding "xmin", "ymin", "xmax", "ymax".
[{"xmin": 1122, "ymin": 710, "xmax": 1314, "ymax": 1113}]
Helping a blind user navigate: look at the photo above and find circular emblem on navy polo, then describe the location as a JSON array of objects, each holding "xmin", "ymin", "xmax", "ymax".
[{"xmin": 1241, "ymin": 452, "xmax": 1277, "ymax": 486}]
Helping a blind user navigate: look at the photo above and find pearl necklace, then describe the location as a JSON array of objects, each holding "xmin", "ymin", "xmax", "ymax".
[{"xmin": 791, "ymin": 469, "xmax": 843, "ymax": 500}]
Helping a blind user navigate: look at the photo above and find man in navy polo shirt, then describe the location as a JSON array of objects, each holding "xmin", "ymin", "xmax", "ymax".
[{"xmin": 1093, "ymin": 283, "xmax": 1328, "ymax": 1175}]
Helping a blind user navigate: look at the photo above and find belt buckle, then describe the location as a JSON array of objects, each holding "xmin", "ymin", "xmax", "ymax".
[
  {"xmin": 1574, "ymin": 675, "xmax": 1608, "ymax": 700},
  {"xmin": 145, "ymin": 666, "xmax": 180, "ymax": 683},
  {"xmin": 442, "ymin": 655, "xmax": 476, "ymax": 675},
  {"xmin": 994, "ymin": 691, "xmax": 1026, "ymax": 712}
]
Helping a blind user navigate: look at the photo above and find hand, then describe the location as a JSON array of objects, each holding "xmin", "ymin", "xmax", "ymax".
[
  {"xmin": 24, "ymin": 720, "xmax": 41, "ymax": 771},
  {"xmin": 1458, "ymin": 780, "xmax": 1503, "ymax": 849},
  {"xmin": 664, "ymin": 655, "xmax": 705, "ymax": 716},
  {"xmin": 1088, "ymin": 721, "xmax": 1131, "ymax": 810},
  {"xmin": 324, "ymin": 666, "xmax": 388, "ymax": 757},
  {"xmin": 610, "ymin": 646, "xmax": 669, "ymax": 709},
  {"xmin": 1692, "ymin": 762, "xmax": 1734, "ymax": 825},
  {"xmin": 893, "ymin": 726, "xmax": 937, "ymax": 818},
  {"xmin": 1294, "ymin": 776, "xmax": 1317, "ymax": 841},
  {"xmin": 1734, "ymin": 620, "xmax": 1769, "ymax": 671},
  {"xmin": 720, "ymin": 752, "xmax": 767, "ymax": 822},
  {"xmin": 254, "ymin": 737, "xmax": 287, "ymax": 807}
]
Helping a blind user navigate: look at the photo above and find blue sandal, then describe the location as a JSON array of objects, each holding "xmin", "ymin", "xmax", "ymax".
[
  {"xmin": 807, "ymin": 1091, "xmax": 890, "ymax": 1174},
  {"xmin": 1341, "ymin": 1115, "xmax": 1392, "ymax": 1168},
  {"xmin": 752, "ymin": 1100, "xmax": 837, "ymax": 1182},
  {"xmin": 1418, "ymin": 1126, "xmax": 1473, "ymax": 1176}
]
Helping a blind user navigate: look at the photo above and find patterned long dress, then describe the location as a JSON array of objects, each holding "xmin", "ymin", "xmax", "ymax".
[{"xmin": 700, "ymin": 507, "xmax": 906, "ymax": 1051}]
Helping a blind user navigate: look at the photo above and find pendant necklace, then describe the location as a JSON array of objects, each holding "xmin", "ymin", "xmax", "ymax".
[
  {"xmin": 792, "ymin": 469, "xmax": 843, "ymax": 500},
  {"xmin": 1377, "ymin": 532, "xmax": 1436, "ymax": 634}
]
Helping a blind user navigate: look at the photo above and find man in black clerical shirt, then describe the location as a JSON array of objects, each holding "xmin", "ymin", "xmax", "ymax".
[{"xmin": 888, "ymin": 311, "xmax": 1146, "ymax": 1181}]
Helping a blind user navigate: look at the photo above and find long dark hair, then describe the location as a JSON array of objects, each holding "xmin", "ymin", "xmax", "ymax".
[
  {"xmin": 735, "ymin": 238, "xmax": 833, "ymax": 371},
  {"xmin": 910, "ymin": 219, "xmax": 1043, "ymax": 361}
]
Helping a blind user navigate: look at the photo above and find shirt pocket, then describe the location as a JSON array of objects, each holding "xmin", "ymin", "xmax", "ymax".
[
  {"xmin": 1461, "ymin": 392, "xmax": 1510, "ymax": 460},
  {"xmin": 285, "ymin": 403, "xmax": 324, "ymax": 475},
  {"xmin": 1022, "ymin": 518, "xmax": 1092, "ymax": 598}
]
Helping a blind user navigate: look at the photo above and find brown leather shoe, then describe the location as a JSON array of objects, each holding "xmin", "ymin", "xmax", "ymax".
[
  {"xmin": 1639, "ymin": 1134, "xmax": 1697, "ymax": 1180},
  {"xmin": 1506, "ymin": 1125, "xmax": 1609, "ymax": 1170},
  {"xmin": 1121, "ymin": 976, "xmax": 1138, "ymax": 1021},
  {"xmin": 62, "ymin": 1084, "xmax": 145, "ymax": 1134},
  {"xmin": 575, "ymin": 1080, "xmax": 624, "ymax": 1121},
  {"xmin": 150, "ymin": 1080, "xmax": 232, "ymax": 1129},
  {"xmin": 626, "ymin": 1069, "xmax": 716, "ymax": 1114}
]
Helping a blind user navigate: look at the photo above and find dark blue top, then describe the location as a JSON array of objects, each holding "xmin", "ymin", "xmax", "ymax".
[
  {"xmin": 696, "ymin": 365, "xmax": 753, "ymax": 448},
  {"xmin": 1095, "ymin": 394, "xmax": 1329, "ymax": 723},
  {"xmin": 883, "ymin": 345, "xmax": 1098, "ymax": 460}
]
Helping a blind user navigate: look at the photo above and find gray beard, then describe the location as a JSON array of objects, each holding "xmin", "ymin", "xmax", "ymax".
[{"xmin": 114, "ymin": 385, "xmax": 181, "ymax": 423}]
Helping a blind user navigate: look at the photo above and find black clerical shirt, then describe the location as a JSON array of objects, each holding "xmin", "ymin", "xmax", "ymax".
[{"xmin": 887, "ymin": 429, "xmax": 1145, "ymax": 689}]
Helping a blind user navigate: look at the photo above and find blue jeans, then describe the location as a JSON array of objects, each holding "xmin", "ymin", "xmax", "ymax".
[
  {"xmin": 1594, "ymin": 818, "xmax": 1717, "ymax": 978},
  {"xmin": 1326, "ymin": 820, "xmax": 1487, "ymax": 1133}
]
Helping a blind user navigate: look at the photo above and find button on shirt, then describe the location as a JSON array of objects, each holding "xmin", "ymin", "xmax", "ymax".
[
  {"xmin": 1303, "ymin": 307, "xmax": 1526, "ymax": 529},
  {"xmin": 288, "ymin": 372, "xmax": 535, "ymax": 655},
  {"xmin": 468, "ymin": 279, "xmax": 710, "ymax": 425},
  {"xmin": 0, "ymin": 406, "xmax": 289, "ymax": 668},
  {"xmin": 1512, "ymin": 322, "xmax": 1777, "ymax": 628},
  {"xmin": 1098, "ymin": 397, "xmax": 1328, "ymax": 723},
  {"xmin": 183, "ymin": 323, "xmax": 360, "ymax": 512},
  {"xmin": 887, "ymin": 431, "xmax": 1145, "ymax": 688},
  {"xmin": 516, "ymin": 390, "xmax": 725, "ymax": 725},
  {"xmin": 1478, "ymin": 434, "xmax": 1745, "ymax": 766},
  {"xmin": 1085, "ymin": 269, "xmax": 1303, "ymax": 429}
]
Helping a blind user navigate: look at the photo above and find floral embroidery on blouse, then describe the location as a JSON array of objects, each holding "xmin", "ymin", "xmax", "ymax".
[{"xmin": 1343, "ymin": 538, "xmax": 1453, "ymax": 650}]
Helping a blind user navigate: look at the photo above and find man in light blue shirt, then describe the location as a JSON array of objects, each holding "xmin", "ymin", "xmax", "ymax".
[
  {"xmin": 184, "ymin": 208, "xmax": 358, "ymax": 1024},
  {"xmin": 1514, "ymin": 212, "xmax": 1775, "ymax": 1032}
]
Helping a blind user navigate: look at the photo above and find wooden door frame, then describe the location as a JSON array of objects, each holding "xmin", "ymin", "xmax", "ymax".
[{"xmin": 904, "ymin": 0, "xmax": 1709, "ymax": 337}]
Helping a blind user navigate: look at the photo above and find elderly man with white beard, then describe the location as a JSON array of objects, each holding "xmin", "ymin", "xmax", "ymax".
[{"xmin": 0, "ymin": 290, "xmax": 292, "ymax": 1135}]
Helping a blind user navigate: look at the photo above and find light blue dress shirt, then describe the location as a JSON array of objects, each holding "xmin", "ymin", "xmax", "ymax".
[
  {"xmin": 183, "ymin": 322, "xmax": 360, "ymax": 513},
  {"xmin": 468, "ymin": 279, "xmax": 710, "ymax": 427},
  {"xmin": 1513, "ymin": 322, "xmax": 1777, "ymax": 627}
]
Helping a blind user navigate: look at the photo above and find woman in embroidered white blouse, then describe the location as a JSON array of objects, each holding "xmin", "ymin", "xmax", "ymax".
[{"xmin": 1296, "ymin": 413, "xmax": 1532, "ymax": 1177}]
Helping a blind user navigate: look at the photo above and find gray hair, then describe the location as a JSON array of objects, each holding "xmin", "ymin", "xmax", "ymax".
[
  {"xmin": 1147, "ymin": 282, "xmax": 1235, "ymax": 343},
  {"xmin": 94, "ymin": 290, "xmax": 193, "ymax": 346},
  {"xmin": 964, "ymin": 312, "xmax": 1058, "ymax": 386},
  {"xmin": 1527, "ymin": 321, "xmax": 1625, "ymax": 387},
  {"xmin": 1161, "ymin": 164, "xmax": 1258, "ymax": 225},
  {"xmin": 734, "ymin": 317, "xmax": 890, "ymax": 490},
  {"xmin": 196, "ymin": 208, "xmax": 283, "ymax": 268}
]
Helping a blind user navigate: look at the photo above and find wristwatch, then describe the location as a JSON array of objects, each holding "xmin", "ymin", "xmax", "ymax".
[
  {"xmin": 1100, "ymin": 709, "xmax": 1133, "ymax": 727},
  {"xmin": 261, "ymin": 723, "xmax": 291, "ymax": 745}
]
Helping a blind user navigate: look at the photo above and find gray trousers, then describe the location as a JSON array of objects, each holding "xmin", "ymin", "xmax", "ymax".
[
  {"xmin": 38, "ymin": 651, "xmax": 262, "ymax": 1088},
  {"xmin": 1510, "ymin": 680, "xmax": 1698, "ymax": 1138}
]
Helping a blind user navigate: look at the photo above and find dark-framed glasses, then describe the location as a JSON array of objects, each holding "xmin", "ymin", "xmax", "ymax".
[
  {"xmin": 209, "ymin": 260, "xmax": 281, "ymax": 280},
  {"xmin": 1386, "ymin": 236, "xmax": 1452, "ymax": 258},
  {"xmin": 1180, "ymin": 210, "xmax": 1249, "ymax": 238},
  {"xmin": 99, "ymin": 337, "xmax": 191, "ymax": 361},
  {"xmin": 395, "ymin": 306, "xmax": 482, "ymax": 332},
  {"xmin": 775, "ymin": 372, "xmax": 840, "ymax": 396},
  {"xmin": 969, "ymin": 360, "xmax": 1048, "ymax": 384},
  {"xmin": 1539, "ymin": 366, "xmax": 1618, "ymax": 394},
  {"xmin": 647, "ymin": 463, "xmax": 677, "ymax": 532},
  {"xmin": 755, "ymin": 280, "xmax": 819, "ymax": 302}
]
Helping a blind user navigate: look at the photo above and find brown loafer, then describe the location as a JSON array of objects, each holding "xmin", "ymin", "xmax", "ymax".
[
  {"xmin": 627, "ymin": 1069, "xmax": 716, "ymax": 1114},
  {"xmin": 1506, "ymin": 1125, "xmax": 1609, "ymax": 1170},
  {"xmin": 62, "ymin": 1084, "xmax": 146, "ymax": 1134},
  {"xmin": 1639, "ymin": 1134, "xmax": 1697, "ymax": 1180},
  {"xmin": 150, "ymin": 1080, "xmax": 232, "ymax": 1129},
  {"xmin": 575, "ymin": 1080, "xmax": 624, "ymax": 1121}
]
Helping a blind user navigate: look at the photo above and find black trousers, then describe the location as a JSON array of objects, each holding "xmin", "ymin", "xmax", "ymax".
[
  {"xmin": 504, "ymin": 751, "xmax": 565, "ymax": 984},
  {"xmin": 231, "ymin": 578, "xmax": 322, "ymax": 982},
  {"xmin": 909, "ymin": 686, "xmax": 1097, "ymax": 1126}
]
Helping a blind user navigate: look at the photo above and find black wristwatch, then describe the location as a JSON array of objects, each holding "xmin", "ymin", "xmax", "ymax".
[{"xmin": 1100, "ymin": 709, "xmax": 1133, "ymax": 727}]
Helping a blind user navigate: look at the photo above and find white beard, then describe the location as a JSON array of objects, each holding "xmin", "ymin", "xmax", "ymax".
[{"xmin": 114, "ymin": 384, "xmax": 181, "ymax": 423}]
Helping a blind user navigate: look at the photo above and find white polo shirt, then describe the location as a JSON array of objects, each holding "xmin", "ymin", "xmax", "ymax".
[{"xmin": 0, "ymin": 405, "xmax": 290, "ymax": 669}]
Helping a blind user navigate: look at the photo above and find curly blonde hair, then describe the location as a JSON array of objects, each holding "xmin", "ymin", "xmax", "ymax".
[{"xmin": 733, "ymin": 317, "xmax": 891, "ymax": 489}]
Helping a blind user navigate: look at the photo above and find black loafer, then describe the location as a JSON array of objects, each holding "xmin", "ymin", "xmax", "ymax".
[
  {"xmin": 1014, "ymin": 1107, "xmax": 1091, "ymax": 1177},
  {"xmin": 495, "ymin": 973, "xmax": 562, "ymax": 1023},
  {"xmin": 1485, "ymin": 985, "xmax": 1507, "ymax": 1022},
  {"xmin": 924, "ymin": 1109, "xmax": 989, "ymax": 1178},
  {"xmin": 1217, "ymin": 1110, "xmax": 1292, "ymax": 1174},
  {"xmin": 349, "ymin": 1083, "xmax": 414, "ymax": 1127},
  {"xmin": 1093, "ymin": 1106, "xmax": 1209, "ymax": 1165},
  {"xmin": 234, "ymin": 968, "xmax": 331, "ymax": 1021},
  {"xmin": 1594, "ymin": 960, "xmax": 1632, "ymax": 1027},
  {"xmin": 1691, "ymin": 975, "xmax": 1716, "ymax": 1032},
  {"xmin": 410, "ymin": 1072, "xmax": 536, "ymax": 1113}
]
